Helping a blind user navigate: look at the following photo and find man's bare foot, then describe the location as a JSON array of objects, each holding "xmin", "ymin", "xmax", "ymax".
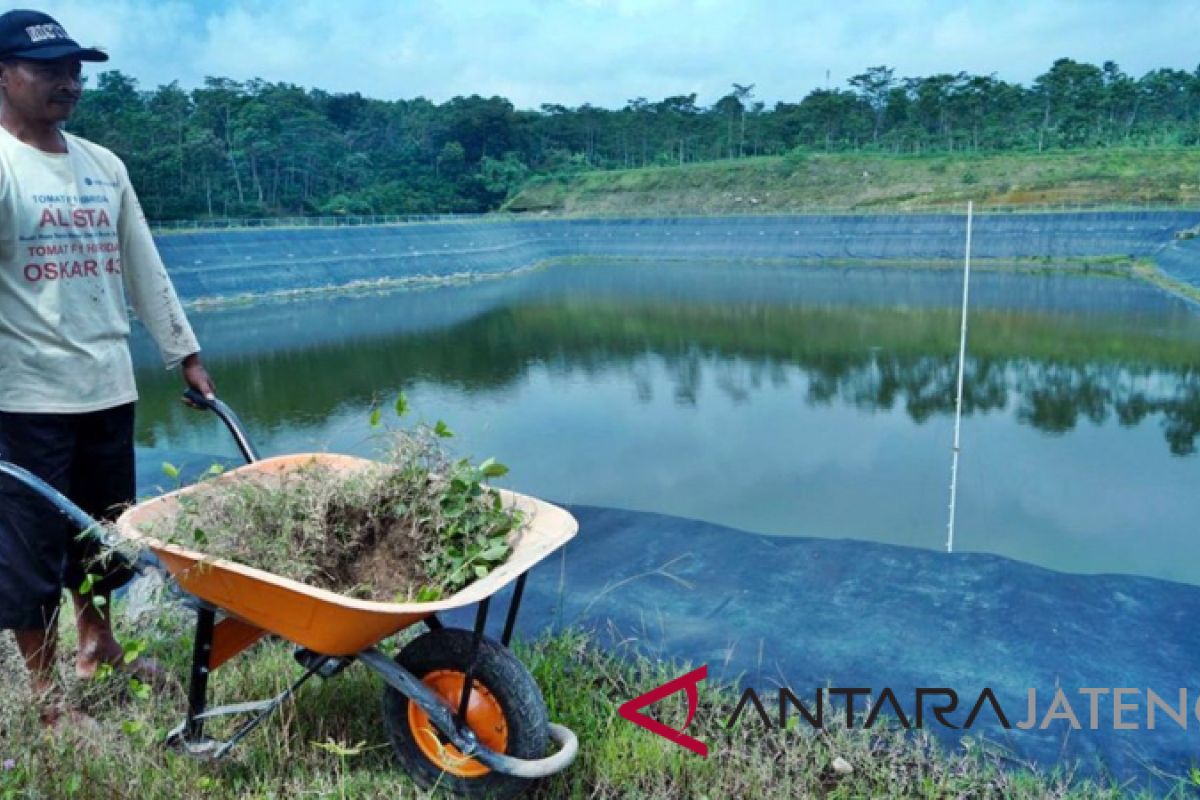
[
  {"xmin": 77, "ymin": 651, "xmax": 176, "ymax": 694},
  {"xmin": 74, "ymin": 636, "xmax": 125, "ymax": 681},
  {"xmin": 72, "ymin": 595, "xmax": 177, "ymax": 693}
]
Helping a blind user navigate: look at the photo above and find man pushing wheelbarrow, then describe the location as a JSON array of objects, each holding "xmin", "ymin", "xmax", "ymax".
[
  {"xmin": 0, "ymin": 13, "xmax": 579, "ymax": 796},
  {"xmin": 0, "ymin": 8, "xmax": 215, "ymax": 728}
]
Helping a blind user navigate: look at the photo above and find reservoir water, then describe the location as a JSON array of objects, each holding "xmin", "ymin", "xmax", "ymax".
[{"xmin": 130, "ymin": 261, "xmax": 1200, "ymax": 584}]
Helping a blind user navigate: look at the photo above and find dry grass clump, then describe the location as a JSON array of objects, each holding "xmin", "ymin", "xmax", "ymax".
[{"xmin": 154, "ymin": 426, "xmax": 522, "ymax": 602}]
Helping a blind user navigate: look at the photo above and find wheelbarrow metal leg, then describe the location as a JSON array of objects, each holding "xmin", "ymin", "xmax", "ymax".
[
  {"xmin": 457, "ymin": 597, "xmax": 490, "ymax": 721},
  {"xmin": 185, "ymin": 605, "xmax": 216, "ymax": 741},
  {"xmin": 500, "ymin": 572, "xmax": 528, "ymax": 647}
]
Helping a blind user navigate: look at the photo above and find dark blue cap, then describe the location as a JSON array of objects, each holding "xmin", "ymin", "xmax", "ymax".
[{"xmin": 0, "ymin": 9, "xmax": 107, "ymax": 62}]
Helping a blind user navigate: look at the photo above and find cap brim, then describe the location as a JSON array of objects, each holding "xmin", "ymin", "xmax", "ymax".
[{"xmin": 9, "ymin": 44, "xmax": 108, "ymax": 62}]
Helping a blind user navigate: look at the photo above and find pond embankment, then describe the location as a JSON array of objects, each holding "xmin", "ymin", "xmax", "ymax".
[{"xmin": 153, "ymin": 211, "xmax": 1200, "ymax": 303}]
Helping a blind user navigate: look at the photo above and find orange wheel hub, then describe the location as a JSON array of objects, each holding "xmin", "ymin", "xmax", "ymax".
[{"xmin": 407, "ymin": 669, "xmax": 509, "ymax": 778}]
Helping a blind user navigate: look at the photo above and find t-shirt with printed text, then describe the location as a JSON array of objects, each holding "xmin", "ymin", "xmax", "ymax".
[{"xmin": 0, "ymin": 125, "xmax": 199, "ymax": 413}]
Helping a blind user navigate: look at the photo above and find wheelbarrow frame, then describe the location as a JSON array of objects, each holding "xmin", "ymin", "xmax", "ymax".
[{"xmin": 0, "ymin": 391, "xmax": 578, "ymax": 782}]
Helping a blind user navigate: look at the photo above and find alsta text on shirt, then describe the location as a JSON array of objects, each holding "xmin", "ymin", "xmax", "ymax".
[{"xmin": 0, "ymin": 127, "xmax": 199, "ymax": 413}]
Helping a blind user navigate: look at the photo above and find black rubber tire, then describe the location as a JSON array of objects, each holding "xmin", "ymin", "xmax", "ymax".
[{"xmin": 382, "ymin": 628, "xmax": 549, "ymax": 799}]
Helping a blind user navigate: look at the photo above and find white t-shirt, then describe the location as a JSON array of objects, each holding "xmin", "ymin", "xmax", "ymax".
[{"xmin": 0, "ymin": 126, "xmax": 199, "ymax": 413}]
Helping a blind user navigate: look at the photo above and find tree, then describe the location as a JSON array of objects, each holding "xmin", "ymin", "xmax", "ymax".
[
  {"xmin": 731, "ymin": 83, "xmax": 755, "ymax": 156},
  {"xmin": 1032, "ymin": 58, "xmax": 1105, "ymax": 149},
  {"xmin": 797, "ymin": 89, "xmax": 871, "ymax": 151},
  {"xmin": 480, "ymin": 153, "xmax": 530, "ymax": 200},
  {"xmin": 713, "ymin": 93, "xmax": 743, "ymax": 158},
  {"xmin": 849, "ymin": 66, "xmax": 895, "ymax": 143},
  {"xmin": 1101, "ymin": 61, "xmax": 1138, "ymax": 143},
  {"xmin": 437, "ymin": 141, "xmax": 466, "ymax": 177}
]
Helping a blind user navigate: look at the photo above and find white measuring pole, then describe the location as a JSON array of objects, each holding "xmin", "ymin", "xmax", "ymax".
[{"xmin": 946, "ymin": 201, "xmax": 974, "ymax": 553}]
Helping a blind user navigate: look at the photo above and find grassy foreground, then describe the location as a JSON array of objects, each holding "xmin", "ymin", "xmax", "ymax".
[
  {"xmin": 0, "ymin": 607, "xmax": 1177, "ymax": 799},
  {"xmin": 504, "ymin": 149, "xmax": 1200, "ymax": 216}
]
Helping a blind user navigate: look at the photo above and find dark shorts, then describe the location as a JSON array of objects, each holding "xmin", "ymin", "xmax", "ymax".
[{"xmin": 0, "ymin": 403, "xmax": 136, "ymax": 630}]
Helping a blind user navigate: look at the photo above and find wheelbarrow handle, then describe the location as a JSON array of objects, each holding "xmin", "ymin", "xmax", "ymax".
[
  {"xmin": 0, "ymin": 460, "xmax": 110, "ymax": 545},
  {"xmin": 182, "ymin": 389, "xmax": 260, "ymax": 465}
]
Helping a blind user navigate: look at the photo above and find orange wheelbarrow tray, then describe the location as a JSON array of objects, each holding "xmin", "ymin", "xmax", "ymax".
[{"xmin": 0, "ymin": 391, "xmax": 579, "ymax": 790}]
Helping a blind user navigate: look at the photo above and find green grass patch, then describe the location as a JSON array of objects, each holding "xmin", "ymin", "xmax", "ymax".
[
  {"xmin": 504, "ymin": 149, "xmax": 1200, "ymax": 217},
  {"xmin": 1, "ymin": 621, "xmax": 1189, "ymax": 798}
]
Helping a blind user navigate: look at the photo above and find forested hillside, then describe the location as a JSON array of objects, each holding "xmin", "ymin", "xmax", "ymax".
[{"xmin": 65, "ymin": 59, "xmax": 1200, "ymax": 220}]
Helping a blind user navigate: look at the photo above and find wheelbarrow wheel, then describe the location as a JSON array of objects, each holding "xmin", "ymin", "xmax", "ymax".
[{"xmin": 382, "ymin": 628, "xmax": 549, "ymax": 799}]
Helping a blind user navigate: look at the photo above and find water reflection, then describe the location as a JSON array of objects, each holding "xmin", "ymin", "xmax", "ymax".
[
  {"xmin": 131, "ymin": 262, "xmax": 1200, "ymax": 582},
  {"xmin": 805, "ymin": 355, "xmax": 1200, "ymax": 455}
]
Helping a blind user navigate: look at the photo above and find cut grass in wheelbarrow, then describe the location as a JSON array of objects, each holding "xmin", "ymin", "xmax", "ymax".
[{"xmin": 149, "ymin": 423, "xmax": 523, "ymax": 604}]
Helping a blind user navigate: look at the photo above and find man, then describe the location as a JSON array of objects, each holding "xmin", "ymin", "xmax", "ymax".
[{"xmin": 0, "ymin": 9, "xmax": 215, "ymax": 725}]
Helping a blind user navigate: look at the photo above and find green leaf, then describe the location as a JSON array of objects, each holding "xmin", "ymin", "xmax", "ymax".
[
  {"xmin": 474, "ymin": 565, "xmax": 489, "ymax": 579},
  {"xmin": 479, "ymin": 458, "xmax": 509, "ymax": 478},
  {"xmin": 394, "ymin": 393, "xmax": 409, "ymax": 417},
  {"xmin": 416, "ymin": 586, "xmax": 441, "ymax": 602},
  {"xmin": 78, "ymin": 574, "xmax": 96, "ymax": 595},
  {"xmin": 128, "ymin": 678, "xmax": 151, "ymax": 701},
  {"xmin": 192, "ymin": 528, "xmax": 208, "ymax": 546},
  {"xmin": 122, "ymin": 640, "xmax": 144, "ymax": 663},
  {"xmin": 91, "ymin": 595, "xmax": 107, "ymax": 609},
  {"xmin": 369, "ymin": 407, "xmax": 382, "ymax": 428},
  {"xmin": 434, "ymin": 419, "xmax": 453, "ymax": 438},
  {"xmin": 161, "ymin": 461, "xmax": 179, "ymax": 480},
  {"xmin": 480, "ymin": 543, "xmax": 509, "ymax": 561}
]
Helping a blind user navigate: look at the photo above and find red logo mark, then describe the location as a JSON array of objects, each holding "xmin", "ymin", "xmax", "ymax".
[{"xmin": 617, "ymin": 664, "xmax": 708, "ymax": 757}]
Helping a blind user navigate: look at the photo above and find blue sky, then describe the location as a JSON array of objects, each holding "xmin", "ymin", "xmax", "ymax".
[{"xmin": 34, "ymin": 0, "xmax": 1200, "ymax": 109}]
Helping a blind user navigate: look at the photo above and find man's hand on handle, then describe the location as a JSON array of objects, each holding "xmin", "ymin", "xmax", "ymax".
[{"xmin": 181, "ymin": 352, "xmax": 216, "ymax": 401}]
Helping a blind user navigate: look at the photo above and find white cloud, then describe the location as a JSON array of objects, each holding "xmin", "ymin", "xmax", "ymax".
[{"xmin": 30, "ymin": 0, "xmax": 1200, "ymax": 109}]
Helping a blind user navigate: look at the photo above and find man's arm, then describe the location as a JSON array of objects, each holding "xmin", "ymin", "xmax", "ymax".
[{"xmin": 114, "ymin": 161, "xmax": 214, "ymax": 395}]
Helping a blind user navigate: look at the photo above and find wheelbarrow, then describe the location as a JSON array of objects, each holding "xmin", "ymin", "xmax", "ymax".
[{"xmin": 0, "ymin": 390, "xmax": 579, "ymax": 799}]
